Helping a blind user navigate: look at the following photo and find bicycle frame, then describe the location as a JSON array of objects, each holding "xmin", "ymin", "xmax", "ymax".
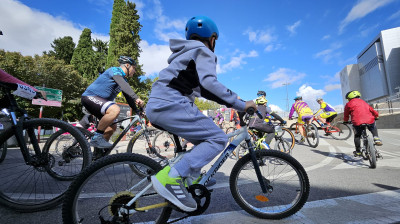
[
  {"xmin": 123, "ymin": 125, "xmax": 269, "ymax": 211},
  {"xmin": 0, "ymin": 88, "xmax": 41, "ymax": 165},
  {"xmin": 102, "ymin": 114, "xmax": 149, "ymax": 155}
]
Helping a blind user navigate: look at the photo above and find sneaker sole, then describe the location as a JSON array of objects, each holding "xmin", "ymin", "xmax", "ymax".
[{"xmin": 151, "ymin": 176, "xmax": 197, "ymax": 212}]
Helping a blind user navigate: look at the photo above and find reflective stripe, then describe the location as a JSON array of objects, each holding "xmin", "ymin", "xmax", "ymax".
[{"xmin": 101, "ymin": 101, "xmax": 115, "ymax": 115}]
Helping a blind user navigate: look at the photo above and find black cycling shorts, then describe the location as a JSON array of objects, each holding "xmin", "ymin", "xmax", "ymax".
[{"xmin": 81, "ymin": 96, "xmax": 115, "ymax": 119}]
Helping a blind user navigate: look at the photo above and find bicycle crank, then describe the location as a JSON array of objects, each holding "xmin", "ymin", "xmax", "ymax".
[{"xmin": 187, "ymin": 184, "xmax": 211, "ymax": 216}]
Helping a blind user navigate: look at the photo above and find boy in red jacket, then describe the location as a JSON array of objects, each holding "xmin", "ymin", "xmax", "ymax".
[{"xmin": 343, "ymin": 90, "xmax": 382, "ymax": 156}]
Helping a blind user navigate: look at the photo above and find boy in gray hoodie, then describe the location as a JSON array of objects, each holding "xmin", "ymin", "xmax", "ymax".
[{"xmin": 146, "ymin": 15, "xmax": 256, "ymax": 212}]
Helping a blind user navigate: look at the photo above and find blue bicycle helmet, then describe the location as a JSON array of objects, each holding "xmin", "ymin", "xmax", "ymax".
[
  {"xmin": 118, "ymin": 56, "xmax": 136, "ymax": 66},
  {"xmin": 185, "ymin": 16, "xmax": 219, "ymax": 40}
]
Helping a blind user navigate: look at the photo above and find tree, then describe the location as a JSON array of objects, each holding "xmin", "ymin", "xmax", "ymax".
[
  {"xmin": 194, "ymin": 98, "xmax": 221, "ymax": 111},
  {"xmin": 93, "ymin": 38, "xmax": 108, "ymax": 74},
  {"xmin": 106, "ymin": 0, "xmax": 126, "ymax": 69},
  {"xmin": 46, "ymin": 36, "xmax": 76, "ymax": 64},
  {"xmin": 70, "ymin": 28, "xmax": 97, "ymax": 80},
  {"xmin": 0, "ymin": 49, "xmax": 86, "ymax": 120}
]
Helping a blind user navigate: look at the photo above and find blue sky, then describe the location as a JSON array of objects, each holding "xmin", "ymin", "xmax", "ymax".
[{"xmin": 1, "ymin": 0, "xmax": 400, "ymax": 114}]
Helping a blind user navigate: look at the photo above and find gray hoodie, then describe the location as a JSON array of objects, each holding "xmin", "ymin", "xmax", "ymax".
[{"xmin": 149, "ymin": 39, "xmax": 246, "ymax": 112}]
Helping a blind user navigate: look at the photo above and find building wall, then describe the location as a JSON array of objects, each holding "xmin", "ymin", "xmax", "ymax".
[
  {"xmin": 340, "ymin": 64, "xmax": 361, "ymax": 105},
  {"xmin": 381, "ymin": 27, "xmax": 400, "ymax": 94},
  {"xmin": 357, "ymin": 42, "xmax": 389, "ymax": 101}
]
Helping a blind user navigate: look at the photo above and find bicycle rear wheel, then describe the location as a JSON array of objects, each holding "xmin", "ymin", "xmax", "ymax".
[
  {"xmin": 230, "ymin": 150, "xmax": 309, "ymax": 219},
  {"xmin": 62, "ymin": 153, "xmax": 172, "ymax": 224},
  {"xmin": 366, "ymin": 137, "xmax": 377, "ymax": 169},
  {"xmin": 305, "ymin": 124, "xmax": 319, "ymax": 148},
  {"xmin": 329, "ymin": 122, "xmax": 352, "ymax": 140},
  {"xmin": 152, "ymin": 131, "xmax": 176, "ymax": 159},
  {"xmin": 0, "ymin": 118, "xmax": 91, "ymax": 212},
  {"xmin": 289, "ymin": 123, "xmax": 302, "ymax": 143}
]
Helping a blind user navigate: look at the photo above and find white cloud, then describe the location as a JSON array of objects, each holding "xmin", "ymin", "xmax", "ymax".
[
  {"xmin": 142, "ymin": 0, "xmax": 186, "ymax": 42},
  {"xmin": 263, "ymin": 68, "xmax": 306, "ymax": 89},
  {"xmin": 138, "ymin": 40, "xmax": 170, "ymax": 76},
  {"xmin": 388, "ymin": 9, "xmax": 400, "ymax": 21},
  {"xmin": 322, "ymin": 35, "xmax": 330, "ymax": 40},
  {"xmin": 314, "ymin": 42, "xmax": 342, "ymax": 63},
  {"xmin": 217, "ymin": 50, "xmax": 258, "ymax": 74},
  {"xmin": 243, "ymin": 28, "xmax": 281, "ymax": 52},
  {"xmin": 324, "ymin": 84, "xmax": 341, "ymax": 91},
  {"xmin": 296, "ymin": 84, "xmax": 326, "ymax": 110},
  {"xmin": 0, "ymin": 0, "xmax": 108, "ymax": 56},
  {"xmin": 339, "ymin": 0, "xmax": 395, "ymax": 34},
  {"xmin": 286, "ymin": 20, "xmax": 301, "ymax": 35},
  {"xmin": 269, "ymin": 104, "xmax": 283, "ymax": 112}
]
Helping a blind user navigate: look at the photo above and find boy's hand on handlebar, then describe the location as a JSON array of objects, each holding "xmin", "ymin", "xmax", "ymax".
[
  {"xmin": 136, "ymin": 98, "xmax": 144, "ymax": 107},
  {"xmin": 244, "ymin": 100, "xmax": 257, "ymax": 111}
]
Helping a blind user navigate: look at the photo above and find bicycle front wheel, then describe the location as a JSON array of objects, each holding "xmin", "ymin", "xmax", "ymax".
[
  {"xmin": 330, "ymin": 122, "xmax": 352, "ymax": 140},
  {"xmin": 305, "ymin": 124, "xmax": 319, "ymax": 148},
  {"xmin": 271, "ymin": 127, "xmax": 295, "ymax": 153},
  {"xmin": 230, "ymin": 150, "xmax": 310, "ymax": 219},
  {"xmin": 62, "ymin": 153, "xmax": 172, "ymax": 224},
  {"xmin": 0, "ymin": 118, "xmax": 91, "ymax": 212},
  {"xmin": 367, "ymin": 137, "xmax": 377, "ymax": 169}
]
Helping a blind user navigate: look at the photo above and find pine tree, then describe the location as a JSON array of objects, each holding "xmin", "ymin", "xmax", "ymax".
[
  {"xmin": 70, "ymin": 28, "xmax": 97, "ymax": 81},
  {"xmin": 106, "ymin": 0, "xmax": 125, "ymax": 69},
  {"xmin": 47, "ymin": 36, "xmax": 75, "ymax": 64}
]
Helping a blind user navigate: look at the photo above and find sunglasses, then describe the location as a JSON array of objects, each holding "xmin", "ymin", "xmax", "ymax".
[{"xmin": 257, "ymin": 94, "xmax": 265, "ymax": 97}]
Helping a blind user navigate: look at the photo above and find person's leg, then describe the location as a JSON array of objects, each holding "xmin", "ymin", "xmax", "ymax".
[
  {"xmin": 367, "ymin": 122, "xmax": 382, "ymax": 145},
  {"xmin": 146, "ymin": 98, "xmax": 225, "ymax": 212},
  {"xmin": 352, "ymin": 125, "xmax": 363, "ymax": 155},
  {"xmin": 254, "ymin": 123, "xmax": 274, "ymax": 145}
]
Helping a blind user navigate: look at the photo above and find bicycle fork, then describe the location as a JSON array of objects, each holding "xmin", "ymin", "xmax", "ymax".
[{"xmin": 246, "ymin": 139, "xmax": 269, "ymax": 194}]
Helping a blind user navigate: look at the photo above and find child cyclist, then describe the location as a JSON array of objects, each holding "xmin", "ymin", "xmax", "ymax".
[
  {"xmin": 145, "ymin": 16, "xmax": 256, "ymax": 212},
  {"xmin": 248, "ymin": 90, "xmax": 286, "ymax": 146},
  {"xmin": 343, "ymin": 90, "xmax": 382, "ymax": 157}
]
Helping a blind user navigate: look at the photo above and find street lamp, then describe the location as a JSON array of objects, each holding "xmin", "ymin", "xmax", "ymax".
[{"xmin": 282, "ymin": 82, "xmax": 291, "ymax": 117}]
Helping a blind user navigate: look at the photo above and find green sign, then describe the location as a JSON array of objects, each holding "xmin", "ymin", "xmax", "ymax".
[{"xmin": 34, "ymin": 86, "xmax": 62, "ymax": 102}]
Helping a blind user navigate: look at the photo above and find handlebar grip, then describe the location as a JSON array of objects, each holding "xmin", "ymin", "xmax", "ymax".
[{"xmin": 245, "ymin": 107, "xmax": 263, "ymax": 119}]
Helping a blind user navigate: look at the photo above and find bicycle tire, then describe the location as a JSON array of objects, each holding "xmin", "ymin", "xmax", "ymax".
[
  {"xmin": 152, "ymin": 131, "xmax": 176, "ymax": 159},
  {"xmin": 305, "ymin": 124, "xmax": 319, "ymax": 148},
  {"xmin": 45, "ymin": 126, "xmax": 93, "ymax": 180},
  {"xmin": 225, "ymin": 126, "xmax": 236, "ymax": 134},
  {"xmin": 62, "ymin": 153, "xmax": 172, "ymax": 224},
  {"xmin": 0, "ymin": 142, "xmax": 7, "ymax": 163},
  {"xmin": 271, "ymin": 127, "xmax": 295, "ymax": 153},
  {"xmin": 367, "ymin": 136, "xmax": 377, "ymax": 169},
  {"xmin": 229, "ymin": 150, "xmax": 310, "ymax": 219},
  {"xmin": 289, "ymin": 123, "xmax": 302, "ymax": 143},
  {"xmin": 330, "ymin": 122, "xmax": 352, "ymax": 140},
  {"xmin": 0, "ymin": 118, "xmax": 91, "ymax": 212}
]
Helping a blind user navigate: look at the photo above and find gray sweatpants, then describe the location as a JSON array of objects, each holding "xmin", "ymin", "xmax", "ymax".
[{"xmin": 146, "ymin": 98, "xmax": 227, "ymax": 177}]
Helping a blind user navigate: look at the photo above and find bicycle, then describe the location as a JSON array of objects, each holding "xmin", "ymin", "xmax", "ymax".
[
  {"xmin": 348, "ymin": 122, "xmax": 382, "ymax": 169},
  {"xmin": 289, "ymin": 120, "xmax": 319, "ymax": 148},
  {"xmin": 0, "ymin": 81, "xmax": 91, "ymax": 212},
  {"xmin": 311, "ymin": 116, "xmax": 352, "ymax": 140},
  {"xmin": 62, "ymin": 108, "xmax": 310, "ymax": 223},
  {"xmin": 49, "ymin": 108, "xmax": 164, "ymax": 162}
]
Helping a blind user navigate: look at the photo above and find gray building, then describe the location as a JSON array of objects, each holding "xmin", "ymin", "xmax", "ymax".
[{"xmin": 340, "ymin": 27, "xmax": 400, "ymax": 104}]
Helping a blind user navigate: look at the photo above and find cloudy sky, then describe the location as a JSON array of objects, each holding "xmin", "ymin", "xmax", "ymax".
[{"xmin": 1, "ymin": 0, "xmax": 399, "ymax": 113}]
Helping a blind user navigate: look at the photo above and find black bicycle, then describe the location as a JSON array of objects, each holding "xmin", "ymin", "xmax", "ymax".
[
  {"xmin": 352, "ymin": 123, "xmax": 382, "ymax": 169},
  {"xmin": 0, "ymin": 81, "xmax": 91, "ymax": 212}
]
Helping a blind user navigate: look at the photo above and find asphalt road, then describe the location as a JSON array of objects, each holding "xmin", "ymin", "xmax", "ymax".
[{"xmin": 0, "ymin": 128, "xmax": 399, "ymax": 224}]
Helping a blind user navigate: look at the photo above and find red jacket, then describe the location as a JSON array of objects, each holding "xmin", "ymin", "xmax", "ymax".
[{"xmin": 344, "ymin": 98, "xmax": 379, "ymax": 126}]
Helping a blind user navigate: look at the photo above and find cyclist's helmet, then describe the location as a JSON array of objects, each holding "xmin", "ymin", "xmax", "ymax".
[
  {"xmin": 185, "ymin": 16, "xmax": 219, "ymax": 40},
  {"xmin": 257, "ymin": 90, "xmax": 266, "ymax": 97},
  {"xmin": 294, "ymin": 96, "xmax": 302, "ymax": 101},
  {"xmin": 118, "ymin": 56, "xmax": 136, "ymax": 66},
  {"xmin": 316, "ymin": 97, "xmax": 323, "ymax": 102},
  {"xmin": 345, "ymin": 90, "xmax": 361, "ymax": 100},
  {"xmin": 255, "ymin": 96, "xmax": 268, "ymax": 105}
]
